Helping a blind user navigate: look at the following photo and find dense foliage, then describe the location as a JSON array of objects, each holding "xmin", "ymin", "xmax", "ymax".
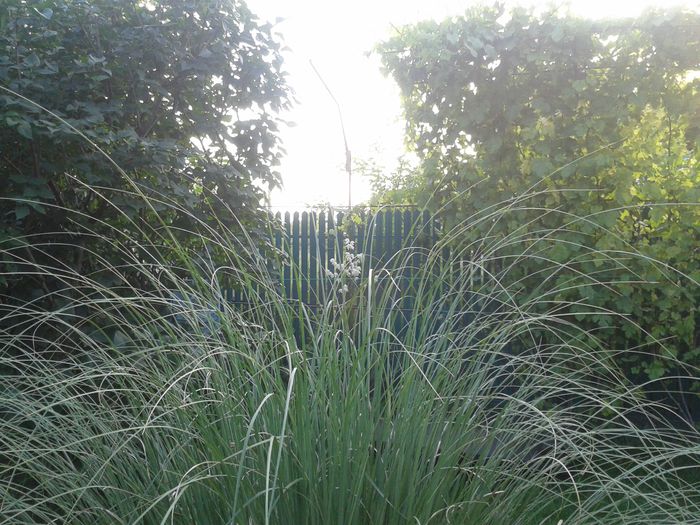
[
  {"xmin": 0, "ymin": 0, "xmax": 289, "ymax": 303},
  {"xmin": 2, "ymin": 1, "xmax": 698, "ymax": 521},
  {"xmin": 378, "ymin": 5, "xmax": 700, "ymax": 397},
  {"xmin": 2, "ymin": 180, "xmax": 699, "ymax": 523}
]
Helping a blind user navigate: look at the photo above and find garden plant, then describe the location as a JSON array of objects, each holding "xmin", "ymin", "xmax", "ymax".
[
  {"xmin": 1, "ymin": 126, "xmax": 699, "ymax": 522},
  {"xmin": 1, "ymin": 2, "xmax": 699, "ymax": 524}
]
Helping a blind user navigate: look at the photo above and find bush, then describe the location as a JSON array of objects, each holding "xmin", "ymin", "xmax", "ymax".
[
  {"xmin": 1, "ymin": 170, "xmax": 699, "ymax": 523},
  {"xmin": 377, "ymin": 5, "xmax": 700, "ymax": 388},
  {"xmin": 0, "ymin": 0, "xmax": 289, "ymax": 304}
]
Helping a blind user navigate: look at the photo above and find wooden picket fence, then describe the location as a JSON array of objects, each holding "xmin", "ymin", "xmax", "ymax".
[
  {"xmin": 225, "ymin": 208, "xmax": 441, "ymax": 307},
  {"xmin": 219, "ymin": 208, "xmax": 499, "ymax": 348}
]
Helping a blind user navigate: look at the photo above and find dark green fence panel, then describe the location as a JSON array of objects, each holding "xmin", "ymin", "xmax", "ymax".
[{"xmin": 227, "ymin": 209, "xmax": 441, "ymax": 310}]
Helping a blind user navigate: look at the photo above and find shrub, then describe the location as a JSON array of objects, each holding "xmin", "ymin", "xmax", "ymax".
[{"xmin": 1, "ymin": 171, "xmax": 699, "ymax": 523}]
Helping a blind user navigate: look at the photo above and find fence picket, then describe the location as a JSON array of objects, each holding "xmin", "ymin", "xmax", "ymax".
[
  {"xmin": 319, "ymin": 212, "xmax": 327, "ymax": 301},
  {"xmin": 374, "ymin": 212, "xmax": 384, "ymax": 267},
  {"xmin": 301, "ymin": 211, "xmax": 309, "ymax": 304},
  {"xmin": 309, "ymin": 212, "xmax": 318, "ymax": 305},
  {"xmin": 384, "ymin": 210, "xmax": 393, "ymax": 264},
  {"xmin": 292, "ymin": 212, "xmax": 300, "ymax": 302},
  {"xmin": 284, "ymin": 212, "xmax": 291, "ymax": 298},
  {"xmin": 357, "ymin": 213, "xmax": 367, "ymax": 279},
  {"xmin": 327, "ymin": 211, "xmax": 336, "ymax": 279}
]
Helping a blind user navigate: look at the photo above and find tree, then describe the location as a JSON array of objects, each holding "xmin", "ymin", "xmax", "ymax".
[
  {"xmin": 378, "ymin": 5, "xmax": 700, "ymax": 392},
  {"xmin": 355, "ymin": 154, "xmax": 424, "ymax": 207},
  {"xmin": 0, "ymin": 0, "xmax": 290, "ymax": 300}
]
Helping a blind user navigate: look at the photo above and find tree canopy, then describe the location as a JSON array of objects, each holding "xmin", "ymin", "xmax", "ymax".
[
  {"xmin": 1, "ymin": 0, "xmax": 290, "ymax": 298},
  {"xmin": 378, "ymin": 5, "xmax": 700, "ymax": 388}
]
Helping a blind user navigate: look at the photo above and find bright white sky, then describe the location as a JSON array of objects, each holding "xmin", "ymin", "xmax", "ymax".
[{"xmin": 247, "ymin": 0, "xmax": 698, "ymax": 209}]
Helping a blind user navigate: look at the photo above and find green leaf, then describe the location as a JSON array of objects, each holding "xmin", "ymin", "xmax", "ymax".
[
  {"xmin": 645, "ymin": 360, "xmax": 668, "ymax": 380},
  {"xmin": 531, "ymin": 158, "xmax": 553, "ymax": 178},
  {"xmin": 15, "ymin": 206, "xmax": 30, "ymax": 221},
  {"xmin": 597, "ymin": 212, "xmax": 618, "ymax": 229},
  {"xmin": 17, "ymin": 121, "xmax": 33, "ymax": 139},
  {"xmin": 572, "ymin": 79, "xmax": 587, "ymax": 93},
  {"xmin": 24, "ymin": 53, "xmax": 41, "ymax": 68}
]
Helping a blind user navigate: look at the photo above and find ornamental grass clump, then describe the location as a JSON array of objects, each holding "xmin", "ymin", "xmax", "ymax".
[{"xmin": 1, "ymin": 110, "xmax": 699, "ymax": 524}]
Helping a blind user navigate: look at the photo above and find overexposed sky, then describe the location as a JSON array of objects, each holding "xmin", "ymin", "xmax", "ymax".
[{"xmin": 247, "ymin": 0, "xmax": 698, "ymax": 209}]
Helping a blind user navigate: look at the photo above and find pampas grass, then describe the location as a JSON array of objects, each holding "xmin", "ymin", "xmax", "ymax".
[{"xmin": 1, "ymin": 90, "xmax": 698, "ymax": 524}]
